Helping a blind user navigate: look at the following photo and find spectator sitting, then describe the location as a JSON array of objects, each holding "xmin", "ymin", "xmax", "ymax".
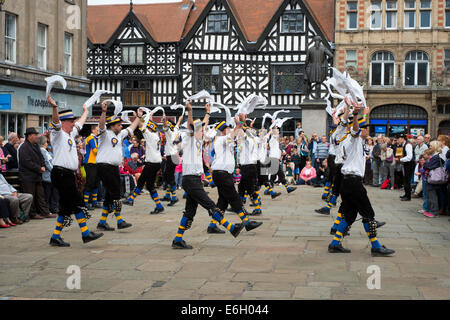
[
  {"xmin": 19, "ymin": 128, "xmax": 53, "ymax": 219},
  {"xmin": 130, "ymin": 138, "xmax": 145, "ymax": 161},
  {"xmin": 0, "ymin": 196, "xmax": 15, "ymax": 228},
  {"xmin": 124, "ymin": 153, "xmax": 144, "ymax": 181},
  {"xmin": 3, "ymin": 132, "xmax": 19, "ymax": 171},
  {"xmin": 38, "ymin": 136, "xmax": 59, "ymax": 215},
  {"xmin": 120, "ymin": 158, "xmax": 137, "ymax": 191},
  {"xmin": 0, "ymin": 173, "xmax": 33, "ymax": 224},
  {"xmin": 296, "ymin": 160, "xmax": 317, "ymax": 185},
  {"xmin": 313, "ymin": 158, "xmax": 329, "ymax": 187}
]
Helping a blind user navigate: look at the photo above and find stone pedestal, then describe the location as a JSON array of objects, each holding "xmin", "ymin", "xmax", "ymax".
[{"xmin": 300, "ymin": 99, "xmax": 328, "ymax": 138}]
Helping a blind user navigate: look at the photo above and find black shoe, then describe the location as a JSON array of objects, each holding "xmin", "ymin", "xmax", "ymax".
[
  {"xmin": 400, "ymin": 197, "xmax": 411, "ymax": 201},
  {"xmin": 207, "ymin": 225, "xmax": 226, "ymax": 234},
  {"xmin": 226, "ymin": 206, "xmax": 234, "ymax": 212},
  {"xmin": 371, "ymin": 245, "xmax": 395, "ymax": 257},
  {"xmin": 328, "ymin": 244, "xmax": 351, "ymax": 253},
  {"xmin": 82, "ymin": 231, "xmax": 104, "ymax": 244},
  {"xmin": 287, "ymin": 187, "xmax": 297, "ymax": 193},
  {"xmin": 330, "ymin": 228, "xmax": 336, "ymax": 235},
  {"xmin": 399, "ymin": 195, "xmax": 407, "ymax": 199},
  {"xmin": 117, "ymin": 221, "xmax": 132, "ymax": 229},
  {"xmin": 150, "ymin": 207, "xmax": 165, "ymax": 215},
  {"xmin": 271, "ymin": 192, "xmax": 281, "ymax": 199},
  {"xmin": 49, "ymin": 237, "xmax": 70, "ymax": 247},
  {"xmin": 315, "ymin": 208, "xmax": 330, "ymax": 216},
  {"xmin": 376, "ymin": 220, "xmax": 386, "ymax": 228},
  {"xmin": 86, "ymin": 204, "xmax": 94, "ymax": 211},
  {"xmin": 230, "ymin": 223, "xmax": 245, "ymax": 238},
  {"xmin": 161, "ymin": 197, "xmax": 171, "ymax": 202},
  {"xmin": 122, "ymin": 199, "xmax": 134, "ymax": 206},
  {"xmin": 249, "ymin": 209, "xmax": 262, "ymax": 216},
  {"xmin": 172, "ymin": 240, "xmax": 193, "ymax": 249},
  {"xmin": 97, "ymin": 223, "xmax": 115, "ymax": 231},
  {"xmin": 168, "ymin": 199, "xmax": 179, "ymax": 207},
  {"xmin": 245, "ymin": 221, "xmax": 263, "ymax": 232}
]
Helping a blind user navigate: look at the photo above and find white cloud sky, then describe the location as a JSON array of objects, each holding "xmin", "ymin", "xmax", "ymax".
[{"xmin": 88, "ymin": 0, "xmax": 181, "ymax": 5}]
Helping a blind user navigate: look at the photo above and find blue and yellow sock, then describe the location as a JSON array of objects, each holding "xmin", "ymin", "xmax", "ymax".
[
  {"xmin": 151, "ymin": 192, "xmax": 163, "ymax": 210},
  {"xmin": 83, "ymin": 191, "xmax": 90, "ymax": 207},
  {"xmin": 256, "ymin": 191, "xmax": 261, "ymax": 205},
  {"xmin": 98, "ymin": 205, "xmax": 109, "ymax": 225},
  {"xmin": 92, "ymin": 188, "xmax": 98, "ymax": 206},
  {"xmin": 208, "ymin": 219, "xmax": 218, "ymax": 228},
  {"xmin": 174, "ymin": 216, "xmax": 188, "ymax": 242},
  {"xmin": 252, "ymin": 197, "xmax": 261, "ymax": 212},
  {"xmin": 237, "ymin": 210, "xmax": 249, "ymax": 226},
  {"xmin": 170, "ymin": 185, "xmax": 178, "ymax": 201},
  {"xmin": 212, "ymin": 211, "xmax": 235, "ymax": 232},
  {"xmin": 164, "ymin": 184, "xmax": 171, "ymax": 200},
  {"xmin": 284, "ymin": 184, "xmax": 289, "ymax": 190},
  {"xmin": 330, "ymin": 218, "xmax": 348, "ymax": 246},
  {"xmin": 268, "ymin": 187, "xmax": 275, "ymax": 196},
  {"xmin": 329, "ymin": 195, "xmax": 337, "ymax": 206},
  {"xmin": 51, "ymin": 215, "xmax": 65, "ymax": 239},
  {"xmin": 322, "ymin": 182, "xmax": 330, "ymax": 198},
  {"xmin": 75, "ymin": 211, "xmax": 90, "ymax": 237},
  {"xmin": 114, "ymin": 209, "xmax": 124, "ymax": 225},
  {"xmin": 331, "ymin": 212, "xmax": 343, "ymax": 231},
  {"xmin": 363, "ymin": 222, "xmax": 381, "ymax": 249},
  {"xmin": 127, "ymin": 187, "xmax": 141, "ymax": 203}
]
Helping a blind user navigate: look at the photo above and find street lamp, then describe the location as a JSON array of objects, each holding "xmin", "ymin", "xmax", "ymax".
[{"xmin": 0, "ymin": 0, "xmax": 5, "ymax": 12}]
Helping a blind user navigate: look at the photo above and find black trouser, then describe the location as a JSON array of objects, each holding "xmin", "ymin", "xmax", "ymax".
[
  {"xmin": 51, "ymin": 166, "xmax": 84, "ymax": 217},
  {"xmin": 213, "ymin": 170, "xmax": 243, "ymax": 213},
  {"xmin": 163, "ymin": 157, "xmax": 176, "ymax": 186},
  {"xmin": 238, "ymin": 164, "xmax": 258, "ymax": 198},
  {"xmin": 43, "ymin": 181, "xmax": 59, "ymax": 213},
  {"xmin": 84, "ymin": 163, "xmax": 99, "ymax": 193},
  {"xmin": 0, "ymin": 198, "xmax": 12, "ymax": 219},
  {"xmin": 403, "ymin": 162, "xmax": 415, "ymax": 199},
  {"xmin": 257, "ymin": 161, "xmax": 271, "ymax": 188},
  {"xmin": 182, "ymin": 175, "xmax": 217, "ymax": 220},
  {"xmin": 327, "ymin": 155, "xmax": 336, "ymax": 185},
  {"xmin": 339, "ymin": 175, "xmax": 375, "ymax": 225},
  {"xmin": 270, "ymin": 163, "xmax": 287, "ymax": 185},
  {"xmin": 22, "ymin": 181, "xmax": 49, "ymax": 217},
  {"xmin": 331, "ymin": 164, "xmax": 344, "ymax": 197},
  {"xmin": 97, "ymin": 163, "xmax": 121, "ymax": 206},
  {"xmin": 137, "ymin": 162, "xmax": 161, "ymax": 193}
]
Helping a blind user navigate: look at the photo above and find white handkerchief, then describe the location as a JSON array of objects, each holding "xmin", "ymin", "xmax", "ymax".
[
  {"xmin": 261, "ymin": 113, "xmax": 274, "ymax": 128},
  {"xmin": 170, "ymin": 104, "xmax": 186, "ymax": 116},
  {"xmin": 120, "ymin": 110, "xmax": 135, "ymax": 124},
  {"xmin": 188, "ymin": 90, "xmax": 214, "ymax": 103},
  {"xmin": 103, "ymin": 99, "xmax": 123, "ymax": 117},
  {"xmin": 45, "ymin": 75, "xmax": 67, "ymax": 98},
  {"xmin": 235, "ymin": 94, "xmax": 267, "ymax": 115},
  {"xmin": 270, "ymin": 117, "xmax": 292, "ymax": 129},
  {"xmin": 85, "ymin": 90, "xmax": 112, "ymax": 109},
  {"xmin": 271, "ymin": 109, "xmax": 290, "ymax": 121}
]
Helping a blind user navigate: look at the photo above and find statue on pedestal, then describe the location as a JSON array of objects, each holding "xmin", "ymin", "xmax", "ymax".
[{"xmin": 305, "ymin": 35, "xmax": 333, "ymax": 99}]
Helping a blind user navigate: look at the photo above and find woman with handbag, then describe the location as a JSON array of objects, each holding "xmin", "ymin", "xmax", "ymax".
[{"xmin": 380, "ymin": 143, "xmax": 395, "ymax": 190}]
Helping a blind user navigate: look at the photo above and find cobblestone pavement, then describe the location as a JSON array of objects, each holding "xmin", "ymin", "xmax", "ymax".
[{"xmin": 1, "ymin": 186, "xmax": 450, "ymax": 300}]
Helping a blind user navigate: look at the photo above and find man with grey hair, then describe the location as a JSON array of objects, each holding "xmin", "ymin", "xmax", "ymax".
[
  {"xmin": 415, "ymin": 135, "xmax": 428, "ymax": 161},
  {"xmin": 3, "ymin": 132, "xmax": 19, "ymax": 170}
]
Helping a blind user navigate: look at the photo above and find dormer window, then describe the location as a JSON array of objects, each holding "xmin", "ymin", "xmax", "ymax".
[
  {"xmin": 206, "ymin": 12, "xmax": 229, "ymax": 33},
  {"xmin": 281, "ymin": 10, "xmax": 304, "ymax": 33},
  {"xmin": 122, "ymin": 45, "xmax": 144, "ymax": 65}
]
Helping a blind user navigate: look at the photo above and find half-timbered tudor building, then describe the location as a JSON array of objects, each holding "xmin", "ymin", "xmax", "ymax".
[{"xmin": 87, "ymin": 0, "xmax": 335, "ymax": 135}]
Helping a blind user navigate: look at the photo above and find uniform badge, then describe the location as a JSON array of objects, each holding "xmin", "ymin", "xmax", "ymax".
[
  {"xmin": 68, "ymin": 139, "xmax": 73, "ymax": 150},
  {"xmin": 196, "ymin": 140, "xmax": 202, "ymax": 156},
  {"xmin": 111, "ymin": 137, "xmax": 118, "ymax": 148}
]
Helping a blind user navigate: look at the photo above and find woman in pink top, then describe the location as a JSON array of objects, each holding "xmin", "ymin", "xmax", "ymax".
[
  {"xmin": 174, "ymin": 154, "xmax": 183, "ymax": 189},
  {"xmin": 296, "ymin": 160, "xmax": 317, "ymax": 185}
]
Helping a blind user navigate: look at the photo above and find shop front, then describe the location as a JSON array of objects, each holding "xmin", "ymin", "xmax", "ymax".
[
  {"xmin": 0, "ymin": 83, "xmax": 89, "ymax": 137},
  {"xmin": 369, "ymin": 104, "xmax": 428, "ymax": 137}
]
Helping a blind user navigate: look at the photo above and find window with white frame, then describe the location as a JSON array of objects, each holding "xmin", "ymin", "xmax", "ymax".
[
  {"xmin": 370, "ymin": 1, "xmax": 382, "ymax": 29},
  {"xmin": 347, "ymin": 1, "xmax": 358, "ymax": 30},
  {"xmin": 121, "ymin": 45, "xmax": 144, "ymax": 65},
  {"xmin": 281, "ymin": 11, "xmax": 305, "ymax": 33},
  {"xmin": 206, "ymin": 12, "xmax": 229, "ymax": 33},
  {"xmin": 420, "ymin": 0, "xmax": 432, "ymax": 28},
  {"xmin": 64, "ymin": 33, "xmax": 73, "ymax": 75},
  {"xmin": 346, "ymin": 50, "xmax": 357, "ymax": 68},
  {"xmin": 444, "ymin": 50, "xmax": 450, "ymax": 67},
  {"xmin": 404, "ymin": 51, "xmax": 429, "ymax": 86},
  {"xmin": 5, "ymin": 14, "xmax": 16, "ymax": 63},
  {"xmin": 385, "ymin": 0, "xmax": 397, "ymax": 29},
  {"xmin": 37, "ymin": 24, "xmax": 47, "ymax": 70},
  {"xmin": 371, "ymin": 51, "xmax": 395, "ymax": 86},
  {"xmin": 404, "ymin": 0, "xmax": 416, "ymax": 29},
  {"xmin": 446, "ymin": 0, "xmax": 450, "ymax": 28}
]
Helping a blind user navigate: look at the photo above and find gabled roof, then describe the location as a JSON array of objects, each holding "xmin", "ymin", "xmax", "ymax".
[
  {"xmin": 304, "ymin": 0, "xmax": 335, "ymax": 42},
  {"xmin": 88, "ymin": 2, "xmax": 193, "ymax": 44}
]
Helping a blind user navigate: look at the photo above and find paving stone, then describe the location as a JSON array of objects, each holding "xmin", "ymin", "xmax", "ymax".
[
  {"xmin": 241, "ymin": 290, "xmax": 292, "ymax": 299},
  {"xmin": 293, "ymin": 286, "xmax": 332, "ymax": 299}
]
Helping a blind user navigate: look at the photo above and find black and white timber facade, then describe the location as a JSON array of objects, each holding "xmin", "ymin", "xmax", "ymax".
[{"xmin": 87, "ymin": 0, "xmax": 334, "ymax": 135}]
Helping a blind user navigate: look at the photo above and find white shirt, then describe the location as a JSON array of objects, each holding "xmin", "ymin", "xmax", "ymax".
[
  {"xmin": 257, "ymin": 134, "xmax": 270, "ymax": 164},
  {"xmin": 97, "ymin": 128, "xmax": 132, "ymax": 166},
  {"xmin": 239, "ymin": 133, "xmax": 258, "ymax": 165},
  {"xmin": 50, "ymin": 122, "xmax": 82, "ymax": 171},
  {"xmin": 181, "ymin": 133, "xmax": 204, "ymax": 176},
  {"xmin": 211, "ymin": 134, "xmax": 235, "ymax": 174},
  {"xmin": 341, "ymin": 128, "xmax": 366, "ymax": 178},
  {"xmin": 328, "ymin": 137, "xmax": 336, "ymax": 156},
  {"xmin": 400, "ymin": 142, "xmax": 414, "ymax": 163},
  {"xmin": 142, "ymin": 128, "xmax": 162, "ymax": 163},
  {"xmin": 164, "ymin": 126, "xmax": 180, "ymax": 157},
  {"xmin": 332, "ymin": 121, "xmax": 350, "ymax": 165},
  {"xmin": 269, "ymin": 134, "xmax": 281, "ymax": 159}
]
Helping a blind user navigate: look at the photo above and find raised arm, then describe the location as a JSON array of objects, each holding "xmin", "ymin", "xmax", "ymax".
[
  {"xmin": 186, "ymin": 101, "xmax": 193, "ymax": 129},
  {"xmin": 99, "ymin": 101, "xmax": 108, "ymax": 131},
  {"xmin": 176, "ymin": 111, "xmax": 183, "ymax": 127},
  {"xmin": 202, "ymin": 103, "xmax": 210, "ymax": 126},
  {"xmin": 352, "ymin": 101, "xmax": 362, "ymax": 133},
  {"xmin": 128, "ymin": 108, "xmax": 143, "ymax": 133},
  {"xmin": 77, "ymin": 104, "xmax": 89, "ymax": 128},
  {"xmin": 48, "ymin": 96, "xmax": 59, "ymax": 125}
]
